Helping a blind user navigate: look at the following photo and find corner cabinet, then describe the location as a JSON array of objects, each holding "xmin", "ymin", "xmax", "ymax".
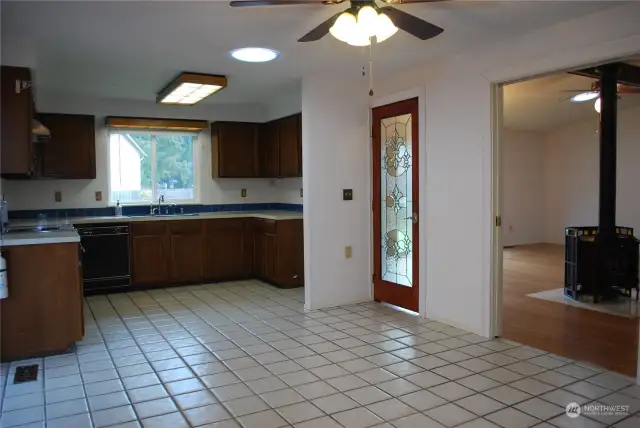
[
  {"xmin": 211, "ymin": 121, "xmax": 260, "ymax": 178},
  {"xmin": 253, "ymin": 218, "xmax": 304, "ymax": 288},
  {"xmin": 258, "ymin": 113, "xmax": 302, "ymax": 178},
  {"xmin": 204, "ymin": 218, "xmax": 253, "ymax": 281},
  {"xmin": 211, "ymin": 114, "xmax": 302, "ymax": 179},
  {"xmin": 1, "ymin": 66, "xmax": 36, "ymax": 178},
  {"xmin": 37, "ymin": 113, "xmax": 96, "ymax": 179}
]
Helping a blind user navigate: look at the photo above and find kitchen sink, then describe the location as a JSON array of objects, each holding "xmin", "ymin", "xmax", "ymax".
[{"xmin": 126, "ymin": 213, "xmax": 200, "ymax": 218}]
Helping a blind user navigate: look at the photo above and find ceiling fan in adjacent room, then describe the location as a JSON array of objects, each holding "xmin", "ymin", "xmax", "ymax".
[
  {"xmin": 229, "ymin": 0, "xmax": 449, "ymax": 46},
  {"xmin": 564, "ymin": 81, "xmax": 640, "ymax": 112}
]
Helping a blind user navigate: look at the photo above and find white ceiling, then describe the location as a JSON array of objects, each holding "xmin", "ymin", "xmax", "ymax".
[
  {"xmin": 503, "ymin": 60, "xmax": 640, "ymax": 132},
  {"xmin": 1, "ymin": 0, "xmax": 621, "ymax": 106}
]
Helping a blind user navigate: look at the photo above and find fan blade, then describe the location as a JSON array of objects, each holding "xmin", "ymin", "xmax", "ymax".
[
  {"xmin": 298, "ymin": 12, "xmax": 342, "ymax": 42},
  {"xmin": 382, "ymin": 0, "xmax": 450, "ymax": 3},
  {"xmin": 380, "ymin": 6, "xmax": 443, "ymax": 40},
  {"xmin": 230, "ymin": 1, "xmax": 336, "ymax": 7},
  {"xmin": 618, "ymin": 87, "xmax": 640, "ymax": 94}
]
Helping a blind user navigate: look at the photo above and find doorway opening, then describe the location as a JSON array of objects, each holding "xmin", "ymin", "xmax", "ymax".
[
  {"xmin": 496, "ymin": 56, "xmax": 640, "ymax": 377},
  {"xmin": 372, "ymin": 98, "xmax": 420, "ymax": 313}
]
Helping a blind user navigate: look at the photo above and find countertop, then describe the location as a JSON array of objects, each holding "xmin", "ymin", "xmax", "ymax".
[
  {"xmin": 0, "ymin": 230, "xmax": 81, "ymax": 247},
  {"xmin": 2, "ymin": 211, "xmax": 302, "ymax": 247}
]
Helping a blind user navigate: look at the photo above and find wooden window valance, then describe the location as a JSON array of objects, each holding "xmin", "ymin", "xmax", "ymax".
[{"xmin": 106, "ymin": 116, "xmax": 209, "ymax": 131}]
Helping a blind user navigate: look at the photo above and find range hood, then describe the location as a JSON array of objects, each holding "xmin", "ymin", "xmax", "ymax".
[{"xmin": 32, "ymin": 118, "xmax": 50, "ymax": 137}]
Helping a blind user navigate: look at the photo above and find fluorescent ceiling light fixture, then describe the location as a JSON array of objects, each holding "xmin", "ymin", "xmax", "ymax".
[
  {"xmin": 157, "ymin": 72, "xmax": 227, "ymax": 105},
  {"xmin": 594, "ymin": 97, "xmax": 601, "ymax": 113},
  {"xmin": 570, "ymin": 91, "xmax": 599, "ymax": 102},
  {"xmin": 330, "ymin": 7, "xmax": 398, "ymax": 46},
  {"xmin": 230, "ymin": 47, "xmax": 280, "ymax": 63}
]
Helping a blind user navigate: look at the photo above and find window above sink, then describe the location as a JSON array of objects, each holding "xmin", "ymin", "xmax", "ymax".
[{"xmin": 108, "ymin": 129, "xmax": 200, "ymax": 206}]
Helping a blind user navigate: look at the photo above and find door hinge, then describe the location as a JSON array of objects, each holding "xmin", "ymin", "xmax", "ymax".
[
  {"xmin": 372, "ymin": 273, "xmax": 375, "ymax": 282},
  {"xmin": 495, "ymin": 216, "xmax": 502, "ymax": 227}
]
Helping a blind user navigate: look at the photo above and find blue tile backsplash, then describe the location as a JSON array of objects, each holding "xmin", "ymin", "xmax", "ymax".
[{"xmin": 9, "ymin": 203, "xmax": 303, "ymax": 220}]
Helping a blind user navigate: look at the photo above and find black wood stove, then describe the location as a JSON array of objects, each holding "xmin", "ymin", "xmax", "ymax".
[{"xmin": 563, "ymin": 63, "xmax": 640, "ymax": 302}]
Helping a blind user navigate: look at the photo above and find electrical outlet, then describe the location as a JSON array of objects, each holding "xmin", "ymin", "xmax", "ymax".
[
  {"xmin": 241, "ymin": 189, "xmax": 247, "ymax": 198},
  {"xmin": 300, "ymin": 188, "xmax": 303, "ymax": 197},
  {"xmin": 54, "ymin": 191, "xmax": 62, "ymax": 203},
  {"xmin": 345, "ymin": 246, "xmax": 352, "ymax": 259},
  {"xmin": 95, "ymin": 191, "xmax": 102, "ymax": 202}
]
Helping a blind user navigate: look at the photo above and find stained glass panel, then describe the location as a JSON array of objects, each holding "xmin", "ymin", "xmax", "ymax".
[{"xmin": 380, "ymin": 114, "xmax": 413, "ymax": 287}]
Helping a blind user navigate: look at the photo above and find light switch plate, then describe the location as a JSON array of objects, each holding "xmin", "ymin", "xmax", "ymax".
[
  {"xmin": 95, "ymin": 191, "xmax": 102, "ymax": 202},
  {"xmin": 343, "ymin": 189, "xmax": 353, "ymax": 201},
  {"xmin": 241, "ymin": 189, "xmax": 247, "ymax": 198},
  {"xmin": 55, "ymin": 191, "xmax": 62, "ymax": 203}
]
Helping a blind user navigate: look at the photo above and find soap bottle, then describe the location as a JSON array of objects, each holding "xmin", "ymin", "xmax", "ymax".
[{"xmin": 115, "ymin": 200, "xmax": 123, "ymax": 217}]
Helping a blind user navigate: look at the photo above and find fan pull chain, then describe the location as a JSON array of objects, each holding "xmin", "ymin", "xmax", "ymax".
[{"xmin": 369, "ymin": 40, "xmax": 374, "ymax": 97}]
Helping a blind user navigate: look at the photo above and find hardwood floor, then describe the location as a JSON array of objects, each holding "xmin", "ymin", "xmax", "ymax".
[{"xmin": 502, "ymin": 243, "xmax": 639, "ymax": 377}]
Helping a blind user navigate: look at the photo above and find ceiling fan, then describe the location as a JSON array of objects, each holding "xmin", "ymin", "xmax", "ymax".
[
  {"xmin": 229, "ymin": 0, "xmax": 448, "ymax": 46},
  {"xmin": 563, "ymin": 81, "xmax": 640, "ymax": 112}
]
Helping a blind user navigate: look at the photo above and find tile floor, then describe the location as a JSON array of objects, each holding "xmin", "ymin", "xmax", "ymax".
[{"xmin": 1, "ymin": 280, "xmax": 639, "ymax": 428}]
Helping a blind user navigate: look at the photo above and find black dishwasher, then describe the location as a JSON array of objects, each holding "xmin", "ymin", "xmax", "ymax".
[{"xmin": 77, "ymin": 223, "xmax": 131, "ymax": 293}]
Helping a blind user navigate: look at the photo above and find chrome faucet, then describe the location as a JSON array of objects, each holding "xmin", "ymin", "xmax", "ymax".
[{"xmin": 150, "ymin": 195, "xmax": 165, "ymax": 215}]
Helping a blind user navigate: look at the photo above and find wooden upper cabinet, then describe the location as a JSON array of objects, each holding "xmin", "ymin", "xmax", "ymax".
[
  {"xmin": 211, "ymin": 121, "xmax": 259, "ymax": 178},
  {"xmin": 278, "ymin": 114, "xmax": 302, "ymax": 178},
  {"xmin": 1, "ymin": 66, "xmax": 35, "ymax": 177},
  {"xmin": 37, "ymin": 113, "xmax": 96, "ymax": 179},
  {"xmin": 259, "ymin": 120, "xmax": 279, "ymax": 178}
]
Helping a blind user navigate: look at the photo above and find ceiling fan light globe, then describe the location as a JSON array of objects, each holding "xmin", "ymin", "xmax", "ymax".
[
  {"xmin": 329, "ymin": 12, "xmax": 357, "ymax": 43},
  {"xmin": 570, "ymin": 91, "xmax": 599, "ymax": 102},
  {"xmin": 594, "ymin": 97, "xmax": 601, "ymax": 113},
  {"xmin": 357, "ymin": 5, "xmax": 379, "ymax": 37},
  {"xmin": 375, "ymin": 12, "xmax": 398, "ymax": 43}
]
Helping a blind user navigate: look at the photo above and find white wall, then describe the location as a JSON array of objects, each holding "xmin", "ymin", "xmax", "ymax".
[
  {"xmin": 302, "ymin": 74, "xmax": 371, "ymax": 310},
  {"xmin": 543, "ymin": 105, "xmax": 640, "ymax": 244},
  {"xmin": 2, "ymin": 92, "xmax": 298, "ymax": 210},
  {"xmin": 362, "ymin": 2, "xmax": 640, "ymax": 337},
  {"xmin": 503, "ymin": 129, "xmax": 545, "ymax": 246}
]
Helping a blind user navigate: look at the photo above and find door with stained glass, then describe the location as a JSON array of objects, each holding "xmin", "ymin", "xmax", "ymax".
[{"xmin": 372, "ymin": 98, "xmax": 419, "ymax": 312}]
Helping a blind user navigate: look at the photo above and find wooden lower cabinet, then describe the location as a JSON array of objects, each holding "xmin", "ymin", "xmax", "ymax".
[
  {"xmin": 131, "ymin": 235, "xmax": 170, "ymax": 284},
  {"xmin": 253, "ymin": 219, "xmax": 304, "ymax": 288},
  {"xmin": 130, "ymin": 217, "xmax": 303, "ymax": 288},
  {"xmin": 204, "ymin": 219, "xmax": 252, "ymax": 281},
  {"xmin": 170, "ymin": 234, "xmax": 204, "ymax": 282},
  {"xmin": 0, "ymin": 243, "xmax": 84, "ymax": 361}
]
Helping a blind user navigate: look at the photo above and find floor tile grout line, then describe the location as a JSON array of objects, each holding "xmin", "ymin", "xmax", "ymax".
[{"xmin": 8, "ymin": 280, "xmax": 636, "ymax": 428}]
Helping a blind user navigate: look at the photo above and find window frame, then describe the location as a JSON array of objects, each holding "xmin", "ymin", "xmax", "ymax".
[{"xmin": 107, "ymin": 128, "xmax": 201, "ymax": 206}]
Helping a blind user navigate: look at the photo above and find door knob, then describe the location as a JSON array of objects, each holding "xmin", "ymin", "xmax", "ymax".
[{"xmin": 406, "ymin": 213, "xmax": 418, "ymax": 224}]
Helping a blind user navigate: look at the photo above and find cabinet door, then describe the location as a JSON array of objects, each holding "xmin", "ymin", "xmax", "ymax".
[
  {"xmin": 132, "ymin": 235, "xmax": 170, "ymax": 284},
  {"xmin": 212, "ymin": 122, "xmax": 259, "ymax": 177},
  {"xmin": 170, "ymin": 234, "xmax": 204, "ymax": 282},
  {"xmin": 263, "ymin": 233, "xmax": 278, "ymax": 283},
  {"xmin": 1, "ymin": 66, "xmax": 35, "ymax": 177},
  {"xmin": 38, "ymin": 113, "xmax": 96, "ymax": 179},
  {"xmin": 259, "ymin": 120, "xmax": 279, "ymax": 177},
  {"xmin": 278, "ymin": 114, "xmax": 302, "ymax": 177},
  {"xmin": 205, "ymin": 229, "xmax": 245, "ymax": 280}
]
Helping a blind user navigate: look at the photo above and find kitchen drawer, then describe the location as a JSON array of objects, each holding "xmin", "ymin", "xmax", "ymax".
[
  {"xmin": 131, "ymin": 221, "xmax": 167, "ymax": 237},
  {"xmin": 205, "ymin": 218, "xmax": 244, "ymax": 232},
  {"xmin": 168, "ymin": 219, "xmax": 202, "ymax": 235}
]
